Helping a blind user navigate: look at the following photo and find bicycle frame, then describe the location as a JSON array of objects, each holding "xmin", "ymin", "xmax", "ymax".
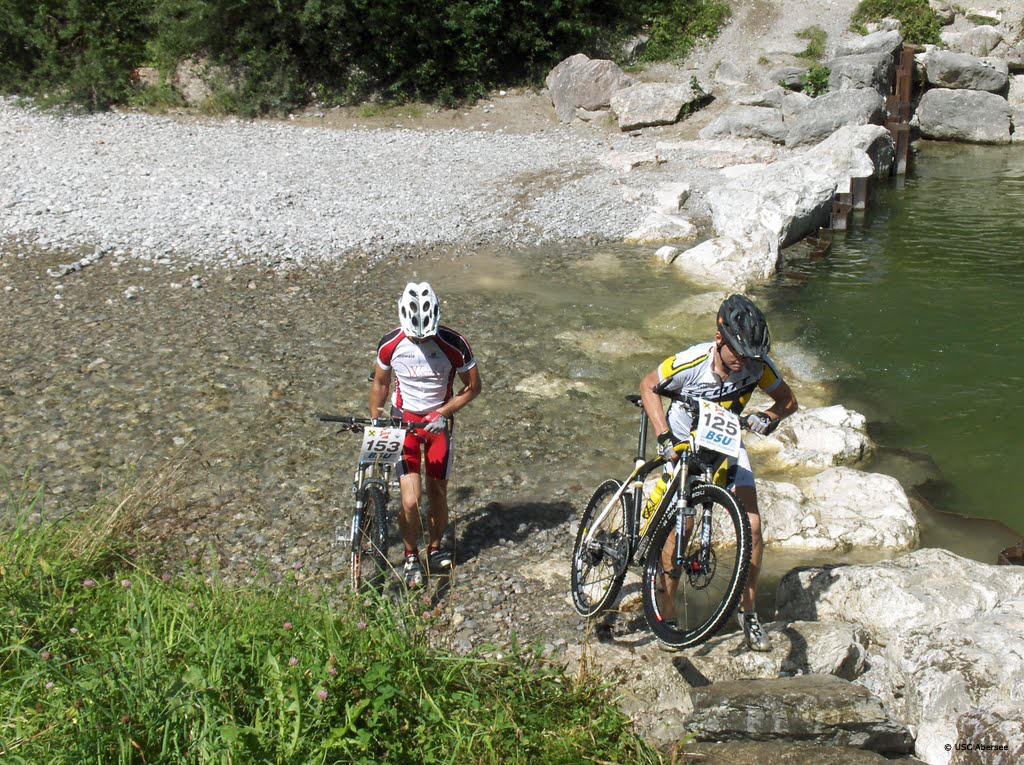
[
  {"xmin": 348, "ymin": 458, "xmax": 397, "ymax": 546},
  {"xmin": 584, "ymin": 404, "xmax": 699, "ymax": 571}
]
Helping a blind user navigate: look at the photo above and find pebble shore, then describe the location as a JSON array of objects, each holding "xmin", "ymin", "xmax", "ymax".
[{"xmin": 0, "ymin": 97, "xmax": 669, "ymax": 265}]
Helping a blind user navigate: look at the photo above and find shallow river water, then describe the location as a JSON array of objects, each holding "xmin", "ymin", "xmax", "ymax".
[{"xmin": 1, "ymin": 142, "xmax": 1020, "ymax": 616}]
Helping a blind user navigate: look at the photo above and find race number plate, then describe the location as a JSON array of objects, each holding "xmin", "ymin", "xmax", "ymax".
[
  {"xmin": 359, "ymin": 426, "xmax": 406, "ymax": 464},
  {"xmin": 695, "ymin": 400, "xmax": 742, "ymax": 458}
]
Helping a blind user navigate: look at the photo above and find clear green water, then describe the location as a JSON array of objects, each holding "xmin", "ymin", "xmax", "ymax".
[{"xmin": 762, "ymin": 142, "xmax": 1024, "ymax": 538}]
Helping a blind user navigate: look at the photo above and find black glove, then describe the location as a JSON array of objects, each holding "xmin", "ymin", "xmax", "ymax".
[
  {"xmin": 657, "ymin": 431, "xmax": 680, "ymax": 461},
  {"xmin": 371, "ymin": 417, "xmax": 394, "ymax": 428},
  {"xmin": 744, "ymin": 412, "xmax": 779, "ymax": 435}
]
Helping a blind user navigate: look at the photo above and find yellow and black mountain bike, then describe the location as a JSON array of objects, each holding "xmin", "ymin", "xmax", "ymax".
[{"xmin": 570, "ymin": 393, "xmax": 753, "ymax": 649}]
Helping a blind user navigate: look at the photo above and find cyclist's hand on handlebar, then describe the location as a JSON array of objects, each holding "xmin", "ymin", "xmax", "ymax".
[
  {"xmin": 743, "ymin": 411, "xmax": 779, "ymax": 436},
  {"xmin": 423, "ymin": 411, "xmax": 447, "ymax": 434},
  {"xmin": 657, "ymin": 431, "xmax": 680, "ymax": 461}
]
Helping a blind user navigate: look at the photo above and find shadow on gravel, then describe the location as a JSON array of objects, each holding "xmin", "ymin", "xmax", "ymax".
[{"xmin": 454, "ymin": 497, "xmax": 574, "ymax": 565}]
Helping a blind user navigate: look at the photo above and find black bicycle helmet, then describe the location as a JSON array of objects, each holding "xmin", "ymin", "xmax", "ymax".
[{"xmin": 716, "ymin": 294, "xmax": 771, "ymax": 359}]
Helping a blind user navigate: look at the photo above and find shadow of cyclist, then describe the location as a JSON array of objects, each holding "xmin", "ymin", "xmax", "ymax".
[{"xmin": 453, "ymin": 493, "xmax": 575, "ymax": 566}]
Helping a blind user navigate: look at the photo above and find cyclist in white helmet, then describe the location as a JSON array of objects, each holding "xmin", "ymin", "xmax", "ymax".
[{"xmin": 370, "ymin": 282, "xmax": 482, "ymax": 588}]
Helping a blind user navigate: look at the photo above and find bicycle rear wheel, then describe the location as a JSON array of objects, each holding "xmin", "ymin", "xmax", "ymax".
[
  {"xmin": 571, "ymin": 479, "xmax": 630, "ymax": 617},
  {"xmin": 352, "ymin": 486, "xmax": 389, "ymax": 592},
  {"xmin": 641, "ymin": 481, "xmax": 751, "ymax": 649}
]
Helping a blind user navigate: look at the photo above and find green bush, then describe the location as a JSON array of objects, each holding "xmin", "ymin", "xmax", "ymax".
[
  {"xmin": 0, "ymin": 0, "xmax": 731, "ymax": 113},
  {"xmin": 850, "ymin": 0, "xmax": 942, "ymax": 45},
  {"xmin": 0, "ymin": 476, "xmax": 658, "ymax": 764},
  {"xmin": 0, "ymin": 0, "xmax": 150, "ymax": 109},
  {"xmin": 802, "ymin": 63, "xmax": 831, "ymax": 96}
]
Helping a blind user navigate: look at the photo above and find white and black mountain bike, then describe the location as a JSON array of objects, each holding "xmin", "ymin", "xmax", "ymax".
[{"xmin": 570, "ymin": 393, "xmax": 753, "ymax": 650}]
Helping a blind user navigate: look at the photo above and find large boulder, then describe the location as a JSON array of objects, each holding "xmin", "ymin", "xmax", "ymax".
[
  {"xmin": 698, "ymin": 106, "xmax": 789, "ymax": 143},
  {"xmin": 923, "ymin": 50, "xmax": 1010, "ymax": 92},
  {"xmin": 610, "ymin": 81, "xmax": 705, "ymax": 131},
  {"xmin": 737, "ymin": 86, "xmax": 813, "ymax": 118},
  {"xmin": 757, "ymin": 468, "xmax": 918, "ymax": 552},
  {"xmin": 835, "ymin": 29, "xmax": 903, "ymax": 59},
  {"xmin": 680, "ymin": 741, "xmax": 926, "ymax": 764},
  {"xmin": 916, "ymin": 88, "xmax": 1012, "ymax": 144},
  {"xmin": 827, "ymin": 52, "xmax": 896, "ymax": 93},
  {"xmin": 671, "ymin": 231, "xmax": 778, "ymax": 290},
  {"xmin": 700, "ymin": 105, "xmax": 786, "ymax": 144},
  {"xmin": 786, "ymin": 89, "xmax": 886, "ymax": 147},
  {"xmin": 674, "ymin": 124, "xmax": 891, "ymax": 289},
  {"xmin": 941, "ymin": 25, "xmax": 1003, "ymax": 57},
  {"xmin": 687, "ymin": 675, "xmax": 914, "ymax": 754},
  {"xmin": 1011, "ymin": 75, "xmax": 1024, "ymax": 142},
  {"xmin": 758, "ymin": 404, "xmax": 875, "ymax": 469},
  {"xmin": 797, "ymin": 468, "xmax": 918, "ymax": 550},
  {"xmin": 679, "ymin": 619, "xmax": 871, "ymax": 682},
  {"xmin": 776, "ymin": 549, "xmax": 1024, "ymax": 765},
  {"xmin": 812, "ymin": 124, "xmax": 895, "ymax": 178},
  {"xmin": 545, "ymin": 54, "xmax": 633, "ymax": 124}
]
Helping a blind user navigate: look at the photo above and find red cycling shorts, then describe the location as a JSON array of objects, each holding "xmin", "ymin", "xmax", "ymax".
[{"xmin": 392, "ymin": 408, "xmax": 455, "ymax": 481}]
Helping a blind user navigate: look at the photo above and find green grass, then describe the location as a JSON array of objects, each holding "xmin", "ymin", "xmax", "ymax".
[
  {"xmin": 796, "ymin": 25, "xmax": 828, "ymax": 62},
  {"xmin": 850, "ymin": 0, "xmax": 943, "ymax": 45},
  {"xmin": 0, "ymin": 472, "xmax": 659, "ymax": 764}
]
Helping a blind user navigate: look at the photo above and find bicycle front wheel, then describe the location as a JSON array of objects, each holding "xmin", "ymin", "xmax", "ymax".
[
  {"xmin": 571, "ymin": 479, "xmax": 629, "ymax": 617},
  {"xmin": 352, "ymin": 486, "xmax": 389, "ymax": 592},
  {"xmin": 641, "ymin": 481, "xmax": 751, "ymax": 649}
]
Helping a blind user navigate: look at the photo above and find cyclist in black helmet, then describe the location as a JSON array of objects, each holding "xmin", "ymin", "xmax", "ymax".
[{"xmin": 639, "ymin": 294, "xmax": 798, "ymax": 651}]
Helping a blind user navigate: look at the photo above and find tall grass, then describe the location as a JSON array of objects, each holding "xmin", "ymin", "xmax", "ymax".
[{"xmin": 0, "ymin": 471, "xmax": 659, "ymax": 764}]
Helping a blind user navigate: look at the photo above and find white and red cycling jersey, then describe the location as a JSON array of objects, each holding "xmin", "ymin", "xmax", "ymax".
[{"xmin": 375, "ymin": 326, "xmax": 476, "ymax": 414}]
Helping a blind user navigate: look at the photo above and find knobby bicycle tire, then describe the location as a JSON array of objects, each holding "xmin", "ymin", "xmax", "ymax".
[
  {"xmin": 352, "ymin": 485, "xmax": 389, "ymax": 592},
  {"xmin": 571, "ymin": 479, "xmax": 630, "ymax": 617},
  {"xmin": 641, "ymin": 481, "xmax": 752, "ymax": 649}
]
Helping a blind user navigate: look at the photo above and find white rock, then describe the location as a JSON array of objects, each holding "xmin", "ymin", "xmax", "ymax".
[
  {"xmin": 777, "ymin": 549, "xmax": 1024, "ymax": 765},
  {"xmin": 672, "ymin": 231, "xmax": 777, "ymax": 291},
  {"xmin": 765, "ymin": 404, "xmax": 875, "ymax": 468},
  {"xmin": 654, "ymin": 245, "xmax": 680, "ymax": 263},
  {"xmin": 624, "ymin": 211, "xmax": 697, "ymax": 243},
  {"xmin": 653, "ymin": 182, "xmax": 690, "ymax": 213},
  {"xmin": 597, "ymin": 150, "xmax": 666, "ymax": 172}
]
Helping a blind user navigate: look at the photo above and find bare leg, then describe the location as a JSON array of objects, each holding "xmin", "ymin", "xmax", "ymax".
[
  {"xmin": 424, "ymin": 476, "xmax": 449, "ymax": 550},
  {"xmin": 734, "ymin": 484, "xmax": 762, "ymax": 613},
  {"xmin": 399, "ymin": 473, "xmax": 423, "ymax": 553}
]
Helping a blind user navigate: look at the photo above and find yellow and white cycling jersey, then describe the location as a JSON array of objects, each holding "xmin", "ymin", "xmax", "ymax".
[{"xmin": 657, "ymin": 341, "xmax": 783, "ymax": 438}]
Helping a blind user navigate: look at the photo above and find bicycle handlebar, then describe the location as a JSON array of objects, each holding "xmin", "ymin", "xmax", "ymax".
[{"xmin": 317, "ymin": 414, "xmax": 429, "ymax": 431}]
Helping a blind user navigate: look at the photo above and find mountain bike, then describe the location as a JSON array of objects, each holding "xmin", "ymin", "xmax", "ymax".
[
  {"xmin": 570, "ymin": 393, "xmax": 753, "ymax": 650},
  {"xmin": 318, "ymin": 414, "xmax": 426, "ymax": 591}
]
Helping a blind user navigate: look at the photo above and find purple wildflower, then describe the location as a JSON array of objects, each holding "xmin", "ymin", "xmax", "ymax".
[
  {"xmin": 45, "ymin": 682, "xmax": 55, "ymax": 690},
  {"xmin": 291, "ymin": 561, "xmax": 304, "ymax": 571},
  {"xmin": 283, "ymin": 622, "xmax": 293, "ymax": 632},
  {"xmin": 317, "ymin": 689, "xmax": 328, "ymax": 701},
  {"xmin": 356, "ymin": 620, "xmax": 367, "ymax": 631},
  {"xmin": 82, "ymin": 579, "xmax": 96, "ymax": 589},
  {"xmin": 328, "ymin": 667, "xmax": 338, "ymax": 677},
  {"xmin": 70, "ymin": 627, "xmax": 79, "ymax": 635},
  {"xmin": 288, "ymin": 656, "xmax": 299, "ymax": 667},
  {"xmin": 120, "ymin": 579, "xmax": 132, "ymax": 589},
  {"xmin": 161, "ymin": 572, "xmax": 173, "ymax": 583},
  {"xmin": 40, "ymin": 651, "xmax": 52, "ymax": 662}
]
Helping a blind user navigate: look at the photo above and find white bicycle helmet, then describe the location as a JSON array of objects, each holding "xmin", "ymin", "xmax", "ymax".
[{"xmin": 398, "ymin": 282, "xmax": 440, "ymax": 339}]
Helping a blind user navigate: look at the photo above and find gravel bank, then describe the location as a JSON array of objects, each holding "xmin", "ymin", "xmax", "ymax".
[{"xmin": 0, "ymin": 98, "xmax": 673, "ymax": 265}]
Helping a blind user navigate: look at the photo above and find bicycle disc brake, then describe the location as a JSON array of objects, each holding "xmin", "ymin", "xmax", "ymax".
[{"xmin": 686, "ymin": 549, "xmax": 717, "ymax": 590}]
